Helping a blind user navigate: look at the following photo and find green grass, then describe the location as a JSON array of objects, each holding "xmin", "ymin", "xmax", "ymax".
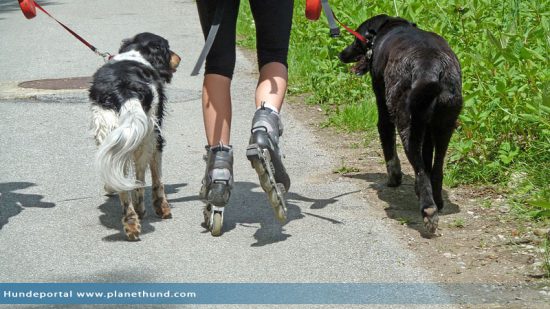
[
  {"xmin": 236, "ymin": 0, "xmax": 550, "ymax": 220},
  {"xmin": 333, "ymin": 165, "xmax": 360, "ymax": 174},
  {"xmin": 450, "ymin": 218, "xmax": 466, "ymax": 228}
]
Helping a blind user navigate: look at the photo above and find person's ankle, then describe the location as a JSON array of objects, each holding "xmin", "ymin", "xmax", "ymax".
[{"xmin": 257, "ymin": 101, "xmax": 280, "ymax": 114}]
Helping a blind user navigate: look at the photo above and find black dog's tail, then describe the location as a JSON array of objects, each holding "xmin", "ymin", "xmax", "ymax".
[{"xmin": 408, "ymin": 78, "xmax": 442, "ymax": 122}]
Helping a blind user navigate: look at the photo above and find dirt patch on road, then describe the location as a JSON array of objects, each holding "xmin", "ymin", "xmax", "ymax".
[{"xmin": 285, "ymin": 97, "xmax": 550, "ymax": 305}]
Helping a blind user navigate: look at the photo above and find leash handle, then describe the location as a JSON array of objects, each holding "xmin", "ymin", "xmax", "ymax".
[{"xmin": 33, "ymin": 1, "xmax": 111, "ymax": 59}]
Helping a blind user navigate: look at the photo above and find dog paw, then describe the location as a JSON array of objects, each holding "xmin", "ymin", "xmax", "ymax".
[
  {"xmin": 422, "ymin": 207, "xmax": 439, "ymax": 234},
  {"xmin": 154, "ymin": 199, "xmax": 172, "ymax": 219},
  {"xmin": 386, "ymin": 172, "xmax": 403, "ymax": 187},
  {"xmin": 123, "ymin": 214, "xmax": 141, "ymax": 241},
  {"xmin": 124, "ymin": 220, "xmax": 141, "ymax": 241}
]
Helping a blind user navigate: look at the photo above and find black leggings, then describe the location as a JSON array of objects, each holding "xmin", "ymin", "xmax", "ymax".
[{"xmin": 196, "ymin": 0, "xmax": 294, "ymax": 79}]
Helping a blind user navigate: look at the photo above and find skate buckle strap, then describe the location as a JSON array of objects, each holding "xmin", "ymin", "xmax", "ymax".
[{"xmin": 210, "ymin": 142, "xmax": 232, "ymax": 152}]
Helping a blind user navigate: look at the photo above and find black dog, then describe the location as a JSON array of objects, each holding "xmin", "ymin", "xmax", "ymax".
[
  {"xmin": 89, "ymin": 33, "xmax": 180, "ymax": 240},
  {"xmin": 339, "ymin": 15, "xmax": 462, "ymax": 233}
]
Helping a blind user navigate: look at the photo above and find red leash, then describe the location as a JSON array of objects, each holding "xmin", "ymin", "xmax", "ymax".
[
  {"xmin": 305, "ymin": 0, "xmax": 367, "ymax": 43},
  {"xmin": 331, "ymin": 12, "xmax": 367, "ymax": 43},
  {"xmin": 18, "ymin": 0, "xmax": 112, "ymax": 60}
]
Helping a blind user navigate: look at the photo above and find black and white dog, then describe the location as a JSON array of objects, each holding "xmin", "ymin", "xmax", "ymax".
[
  {"xmin": 339, "ymin": 15, "xmax": 463, "ymax": 233},
  {"xmin": 89, "ymin": 33, "xmax": 180, "ymax": 240}
]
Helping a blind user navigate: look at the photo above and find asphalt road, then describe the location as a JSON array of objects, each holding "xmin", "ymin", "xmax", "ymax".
[{"xmin": 0, "ymin": 0, "xmax": 457, "ymax": 307}]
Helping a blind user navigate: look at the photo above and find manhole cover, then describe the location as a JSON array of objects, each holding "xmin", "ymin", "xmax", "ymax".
[{"xmin": 18, "ymin": 77, "xmax": 92, "ymax": 90}]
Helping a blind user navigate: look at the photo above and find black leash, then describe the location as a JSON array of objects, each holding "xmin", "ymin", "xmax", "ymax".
[
  {"xmin": 191, "ymin": 1, "xmax": 226, "ymax": 76},
  {"xmin": 321, "ymin": 0, "xmax": 340, "ymax": 37}
]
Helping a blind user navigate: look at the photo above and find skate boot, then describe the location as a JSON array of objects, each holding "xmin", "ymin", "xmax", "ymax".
[
  {"xmin": 246, "ymin": 104, "xmax": 290, "ymax": 223},
  {"xmin": 199, "ymin": 144, "xmax": 233, "ymax": 236}
]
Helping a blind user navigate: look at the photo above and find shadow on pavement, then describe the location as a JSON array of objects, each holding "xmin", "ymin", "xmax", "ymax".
[
  {"xmin": 0, "ymin": 181, "xmax": 56, "ymax": 230},
  {"xmin": 219, "ymin": 181, "xmax": 302, "ymax": 247},
  {"xmin": 219, "ymin": 181, "xmax": 348, "ymax": 247},
  {"xmin": 288, "ymin": 190, "xmax": 361, "ymax": 210},
  {"xmin": 166, "ymin": 182, "xmax": 198, "ymax": 204},
  {"xmin": 345, "ymin": 172, "xmax": 460, "ymax": 238},
  {"xmin": 55, "ymin": 269, "xmax": 158, "ymax": 283},
  {"xmin": 99, "ymin": 182, "xmax": 188, "ymax": 242}
]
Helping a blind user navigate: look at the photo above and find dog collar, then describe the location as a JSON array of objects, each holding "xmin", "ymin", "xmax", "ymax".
[{"xmin": 111, "ymin": 50, "xmax": 153, "ymax": 68}]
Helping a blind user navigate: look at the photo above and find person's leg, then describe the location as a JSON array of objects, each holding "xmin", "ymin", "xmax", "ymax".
[
  {"xmin": 246, "ymin": 0, "xmax": 294, "ymax": 223},
  {"xmin": 196, "ymin": 0, "xmax": 240, "ymax": 235},
  {"xmin": 196, "ymin": 0, "xmax": 240, "ymax": 146},
  {"xmin": 251, "ymin": 0, "xmax": 293, "ymax": 111},
  {"xmin": 255, "ymin": 62, "xmax": 288, "ymax": 111},
  {"xmin": 202, "ymin": 74, "xmax": 232, "ymax": 146}
]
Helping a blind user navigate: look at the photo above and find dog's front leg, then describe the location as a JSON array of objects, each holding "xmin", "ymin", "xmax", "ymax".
[
  {"xmin": 431, "ymin": 128, "xmax": 454, "ymax": 210},
  {"xmin": 119, "ymin": 191, "xmax": 141, "ymax": 241},
  {"xmin": 150, "ymin": 148, "xmax": 172, "ymax": 219}
]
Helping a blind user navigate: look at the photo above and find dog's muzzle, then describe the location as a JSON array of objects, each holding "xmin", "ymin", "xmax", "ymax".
[{"xmin": 170, "ymin": 51, "xmax": 181, "ymax": 72}]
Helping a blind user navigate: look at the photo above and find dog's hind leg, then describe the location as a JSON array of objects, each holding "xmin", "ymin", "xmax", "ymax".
[
  {"xmin": 400, "ymin": 122, "xmax": 438, "ymax": 233},
  {"xmin": 119, "ymin": 190, "xmax": 141, "ymax": 241},
  {"xmin": 422, "ymin": 128, "xmax": 434, "ymax": 175},
  {"xmin": 405, "ymin": 78, "xmax": 443, "ymax": 233},
  {"xmin": 376, "ymin": 98, "xmax": 402, "ymax": 187},
  {"xmin": 150, "ymin": 147, "xmax": 172, "ymax": 219},
  {"xmin": 132, "ymin": 154, "xmax": 147, "ymax": 220},
  {"xmin": 431, "ymin": 127, "xmax": 453, "ymax": 211}
]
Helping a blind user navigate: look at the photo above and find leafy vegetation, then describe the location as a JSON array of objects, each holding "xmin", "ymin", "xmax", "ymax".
[
  {"xmin": 237, "ymin": 0, "xmax": 549, "ymax": 219},
  {"xmin": 450, "ymin": 218, "xmax": 466, "ymax": 228}
]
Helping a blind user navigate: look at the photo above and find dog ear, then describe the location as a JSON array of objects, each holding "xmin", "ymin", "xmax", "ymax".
[
  {"xmin": 119, "ymin": 38, "xmax": 133, "ymax": 53},
  {"xmin": 365, "ymin": 14, "xmax": 391, "ymax": 36}
]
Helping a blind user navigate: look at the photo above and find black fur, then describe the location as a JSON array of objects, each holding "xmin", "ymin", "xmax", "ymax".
[
  {"xmin": 89, "ymin": 32, "xmax": 176, "ymax": 151},
  {"xmin": 88, "ymin": 33, "xmax": 179, "ymax": 239},
  {"xmin": 339, "ymin": 15, "xmax": 463, "ymax": 233}
]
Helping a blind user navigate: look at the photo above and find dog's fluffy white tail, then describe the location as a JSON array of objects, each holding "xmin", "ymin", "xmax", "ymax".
[{"xmin": 96, "ymin": 99, "xmax": 150, "ymax": 192}]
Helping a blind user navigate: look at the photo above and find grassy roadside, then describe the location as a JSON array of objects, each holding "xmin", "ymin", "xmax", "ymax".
[{"xmin": 236, "ymin": 1, "xmax": 549, "ymax": 223}]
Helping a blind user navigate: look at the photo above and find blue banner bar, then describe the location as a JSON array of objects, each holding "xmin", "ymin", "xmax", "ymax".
[{"xmin": 0, "ymin": 283, "xmax": 537, "ymax": 304}]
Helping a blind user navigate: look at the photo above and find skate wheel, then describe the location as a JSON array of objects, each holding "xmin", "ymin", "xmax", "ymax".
[
  {"xmin": 252, "ymin": 160, "xmax": 271, "ymax": 192},
  {"xmin": 274, "ymin": 204, "xmax": 287, "ymax": 224},
  {"xmin": 253, "ymin": 159, "xmax": 265, "ymax": 174},
  {"xmin": 268, "ymin": 189, "xmax": 279, "ymax": 206},
  {"xmin": 210, "ymin": 211, "xmax": 223, "ymax": 236},
  {"xmin": 259, "ymin": 172, "xmax": 272, "ymax": 192},
  {"xmin": 270, "ymin": 184, "xmax": 288, "ymax": 223}
]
